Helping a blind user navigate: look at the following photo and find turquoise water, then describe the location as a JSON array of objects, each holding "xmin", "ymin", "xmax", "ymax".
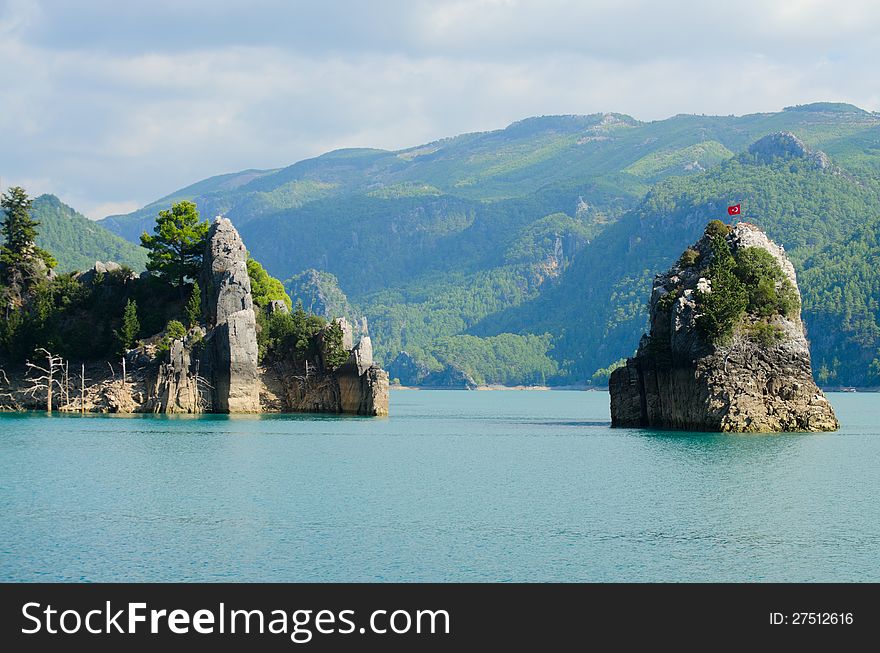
[{"xmin": 0, "ymin": 390, "xmax": 877, "ymax": 582}]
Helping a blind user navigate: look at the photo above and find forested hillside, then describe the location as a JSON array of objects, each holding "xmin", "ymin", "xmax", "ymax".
[
  {"xmin": 478, "ymin": 133, "xmax": 880, "ymax": 386},
  {"xmin": 32, "ymin": 195, "xmax": 147, "ymax": 273},
  {"xmin": 97, "ymin": 104, "xmax": 880, "ymax": 386}
]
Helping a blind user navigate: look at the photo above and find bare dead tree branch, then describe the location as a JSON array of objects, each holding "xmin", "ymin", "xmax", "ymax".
[{"xmin": 24, "ymin": 348, "xmax": 66, "ymax": 413}]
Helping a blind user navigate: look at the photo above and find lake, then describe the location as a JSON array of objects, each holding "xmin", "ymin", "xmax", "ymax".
[{"xmin": 1, "ymin": 390, "xmax": 877, "ymax": 582}]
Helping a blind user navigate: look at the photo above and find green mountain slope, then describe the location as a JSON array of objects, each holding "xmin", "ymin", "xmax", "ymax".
[
  {"xmin": 283, "ymin": 269, "xmax": 362, "ymax": 328},
  {"xmin": 476, "ymin": 133, "xmax": 880, "ymax": 386},
  {"xmin": 101, "ymin": 104, "xmax": 880, "ymax": 242},
  {"xmin": 32, "ymin": 195, "xmax": 147, "ymax": 273},
  {"xmin": 98, "ymin": 103, "xmax": 880, "ymax": 385},
  {"xmin": 799, "ymin": 216, "xmax": 880, "ymax": 386}
]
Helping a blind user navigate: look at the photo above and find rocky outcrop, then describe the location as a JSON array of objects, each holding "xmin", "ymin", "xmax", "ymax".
[
  {"xmin": 2, "ymin": 217, "xmax": 389, "ymax": 417},
  {"xmin": 422, "ymin": 365, "xmax": 478, "ymax": 390},
  {"xmin": 200, "ymin": 217, "xmax": 260, "ymax": 413},
  {"xmin": 388, "ymin": 351, "xmax": 429, "ymax": 385},
  {"xmin": 748, "ymin": 132, "xmax": 831, "ymax": 170},
  {"xmin": 144, "ymin": 338, "xmax": 203, "ymax": 413},
  {"xmin": 386, "ymin": 351, "xmax": 477, "ymax": 389},
  {"xmin": 347, "ymin": 335, "xmax": 372, "ymax": 374},
  {"xmin": 74, "ymin": 261, "xmax": 137, "ymax": 285},
  {"xmin": 261, "ymin": 338, "xmax": 389, "ymax": 417},
  {"xmin": 609, "ymin": 222, "xmax": 838, "ymax": 432},
  {"xmin": 338, "ymin": 364, "xmax": 389, "ymax": 415}
]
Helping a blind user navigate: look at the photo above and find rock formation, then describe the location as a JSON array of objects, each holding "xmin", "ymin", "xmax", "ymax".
[
  {"xmin": 609, "ymin": 221, "xmax": 838, "ymax": 432},
  {"xmin": 0, "ymin": 218, "xmax": 389, "ymax": 417},
  {"xmin": 200, "ymin": 217, "xmax": 261, "ymax": 413},
  {"xmin": 421, "ymin": 365, "xmax": 478, "ymax": 390},
  {"xmin": 262, "ymin": 322, "xmax": 389, "ymax": 417},
  {"xmin": 386, "ymin": 351, "xmax": 477, "ymax": 389},
  {"xmin": 144, "ymin": 338, "xmax": 203, "ymax": 413},
  {"xmin": 748, "ymin": 131, "xmax": 832, "ymax": 171},
  {"xmin": 387, "ymin": 351, "xmax": 429, "ymax": 385}
]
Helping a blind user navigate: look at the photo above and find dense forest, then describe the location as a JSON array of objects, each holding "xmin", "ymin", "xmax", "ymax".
[
  {"xmin": 0, "ymin": 191, "xmax": 335, "ymax": 378},
  {"xmin": 31, "ymin": 195, "xmax": 147, "ymax": 273},
  {"xmin": 481, "ymin": 139, "xmax": 880, "ymax": 386},
  {"xmin": 22, "ymin": 104, "xmax": 880, "ymax": 387}
]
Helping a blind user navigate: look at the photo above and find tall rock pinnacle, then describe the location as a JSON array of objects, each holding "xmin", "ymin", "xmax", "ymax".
[
  {"xmin": 201, "ymin": 217, "xmax": 260, "ymax": 413},
  {"xmin": 609, "ymin": 221, "xmax": 838, "ymax": 432}
]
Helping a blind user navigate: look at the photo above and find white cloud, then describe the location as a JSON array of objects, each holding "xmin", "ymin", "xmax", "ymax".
[{"xmin": 0, "ymin": 0, "xmax": 878, "ymax": 219}]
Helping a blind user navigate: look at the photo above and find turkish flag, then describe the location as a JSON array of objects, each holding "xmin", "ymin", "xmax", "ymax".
[{"xmin": 727, "ymin": 204, "xmax": 741, "ymax": 216}]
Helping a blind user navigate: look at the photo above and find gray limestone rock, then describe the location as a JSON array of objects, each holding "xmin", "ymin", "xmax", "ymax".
[
  {"xmin": 609, "ymin": 222, "xmax": 838, "ymax": 432},
  {"xmin": 200, "ymin": 217, "xmax": 260, "ymax": 413},
  {"xmin": 421, "ymin": 365, "xmax": 478, "ymax": 390},
  {"xmin": 267, "ymin": 299, "xmax": 289, "ymax": 314},
  {"xmin": 348, "ymin": 336, "xmax": 373, "ymax": 375},
  {"xmin": 145, "ymin": 338, "xmax": 203, "ymax": 414},
  {"xmin": 748, "ymin": 131, "xmax": 831, "ymax": 170}
]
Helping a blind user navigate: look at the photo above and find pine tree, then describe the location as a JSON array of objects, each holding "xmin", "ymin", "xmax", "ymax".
[
  {"xmin": 186, "ymin": 282, "xmax": 202, "ymax": 327},
  {"xmin": 117, "ymin": 299, "xmax": 140, "ymax": 352},
  {"xmin": 1, "ymin": 186, "xmax": 56, "ymax": 284},
  {"xmin": 140, "ymin": 201, "xmax": 209, "ymax": 289},
  {"xmin": 323, "ymin": 319, "xmax": 350, "ymax": 370},
  {"xmin": 695, "ymin": 234, "xmax": 748, "ymax": 345}
]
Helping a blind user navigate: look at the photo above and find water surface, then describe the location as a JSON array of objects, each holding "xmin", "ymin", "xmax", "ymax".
[{"xmin": 1, "ymin": 390, "xmax": 876, "ymax": 582}]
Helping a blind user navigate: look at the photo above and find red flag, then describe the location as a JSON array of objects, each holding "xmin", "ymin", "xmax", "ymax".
[{"xmin": 727, "ymin": 204, "xmax": 741, "ymax": 216}]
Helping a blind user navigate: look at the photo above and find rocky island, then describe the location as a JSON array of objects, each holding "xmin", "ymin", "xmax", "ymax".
[
  {"xmin": 0, "ymin": 190, "xmax": 388, "ymax": 416},
  {"xmin": 609, "ymin": 220, "xmax": 837, "ymax": 432}
]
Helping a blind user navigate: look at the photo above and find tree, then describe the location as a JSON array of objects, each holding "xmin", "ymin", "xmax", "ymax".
[
  {"xmin": 24, "ymin": 348, "xmax": 65, "ymax": 413},
  {"xmin": 116, "ymin": 298, "xmax": 140, "ymax": 352},
  {"xmin": 1, "ymin": 186, "xmax": 56, "ymax": 284},
  {"xmin": 186, "ymin": 282, "xmax": 202, "ymax": 327},
  {"xmin": 695, "ymin": 234, "xmax": 748, "ymax": 345},
  {"xmin": 323, "ymin": 319, "xmax": 350, "ymax": 370},
  {"xmin": 156, "ymin": 319, "xmax": 187, "ymax": 358},
  {"xmin": 247, "ymin": 257, "xmax": 291, "ymax": 310},
  {"xmin": 140, "ymin": 201, "xmax": 209, "ymax": 289}
]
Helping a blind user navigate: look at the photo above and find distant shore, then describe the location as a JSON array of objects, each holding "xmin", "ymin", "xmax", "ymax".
[
  {"xmin": 390, "ymin": 384, "xmax": 602, "ymax": 391},
  {"xmin": 389, "ymin": 384, "xmax": 879, "ymax": 392}
]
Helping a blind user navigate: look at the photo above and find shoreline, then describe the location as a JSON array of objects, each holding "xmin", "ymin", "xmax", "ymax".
[{"xmin": 390, "ymin": 384, "xmax": 880, "ymax": 392}]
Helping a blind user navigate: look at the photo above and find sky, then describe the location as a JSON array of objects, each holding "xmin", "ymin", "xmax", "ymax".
[{"xmin": 1, "ymin": 0, "xmax": 879, "ymax": 219}]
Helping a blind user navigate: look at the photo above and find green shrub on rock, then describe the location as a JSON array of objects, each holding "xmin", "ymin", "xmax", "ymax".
[
  {"xmin": 695, "ymin": 235, "xmax": 747, "ymax": 345},
  {"xmin": 705, "ymin": 219, "xmax": 732, "ymax": 238},
  {"xmin": 745, "ymin": 320, "xmax": 785, "ymax": 347},
  {"xmin": 733, "ymin": 247, "xmax": 800, "ymax": 318},
  {"xmin": 678, "ymin": 248, "xmax": 700, "ymax": 268}
]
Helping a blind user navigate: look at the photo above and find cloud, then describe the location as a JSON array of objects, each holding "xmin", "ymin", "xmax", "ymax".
[{"xmin": 0, "ymin": 0, "xmax": 878, "ymax": 219}]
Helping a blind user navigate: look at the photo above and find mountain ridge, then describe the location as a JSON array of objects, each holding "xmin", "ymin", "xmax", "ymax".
[
  {"xmin": 31, "ymin": 194, "xmax": 147, "ymax": 273},
  {"xmin": 87, "ymin": 103, "xmax": 880, "ymax": 386}
]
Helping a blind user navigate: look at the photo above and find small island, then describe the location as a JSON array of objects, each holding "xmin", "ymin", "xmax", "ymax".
[
  {"xmin": 609, "ymin": 219, "xmax": 837, "ymax": 432},
  {"xmin": 0, "ymin": 188, "xmax": 388, "ymax": 416}
]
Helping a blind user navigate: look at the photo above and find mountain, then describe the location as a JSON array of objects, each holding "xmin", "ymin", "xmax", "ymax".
[
  {"xmin": 98, "ymin": 103, "xmax": 880, "ymax": 385},
  {"xmin": 283, "ymin": 269, "xmax": 363, "ymax": 330},
  {"xmin": 799, "ymin": 215, "xmax": 880, "ymax": 386},
  {"xmin": 477, "ymin": 132, "xmax": 880, "ymax": 386},
  {"xmin": 31, "ymin": 195, "xmax": 147, "ymax": 273}
]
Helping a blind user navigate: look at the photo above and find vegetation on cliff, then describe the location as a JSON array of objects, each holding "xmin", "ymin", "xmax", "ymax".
[
  {"xmin": 0, "ymin": 191, "xmax": 319, "ymax": 373},
  {"xmin": 247, "ymin": 258, "xmax": 291, "ymax": 310},
  {"xmin": 694, "ymin": 221, "xmax": 799, "ymax": 346},
  {"xmin": 140, "ymin": 200, "xmax": 210, "ymax": 290},
  {"xmin": 1, "ymin": 187, "xmax": 56, "ymax": 289}
]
